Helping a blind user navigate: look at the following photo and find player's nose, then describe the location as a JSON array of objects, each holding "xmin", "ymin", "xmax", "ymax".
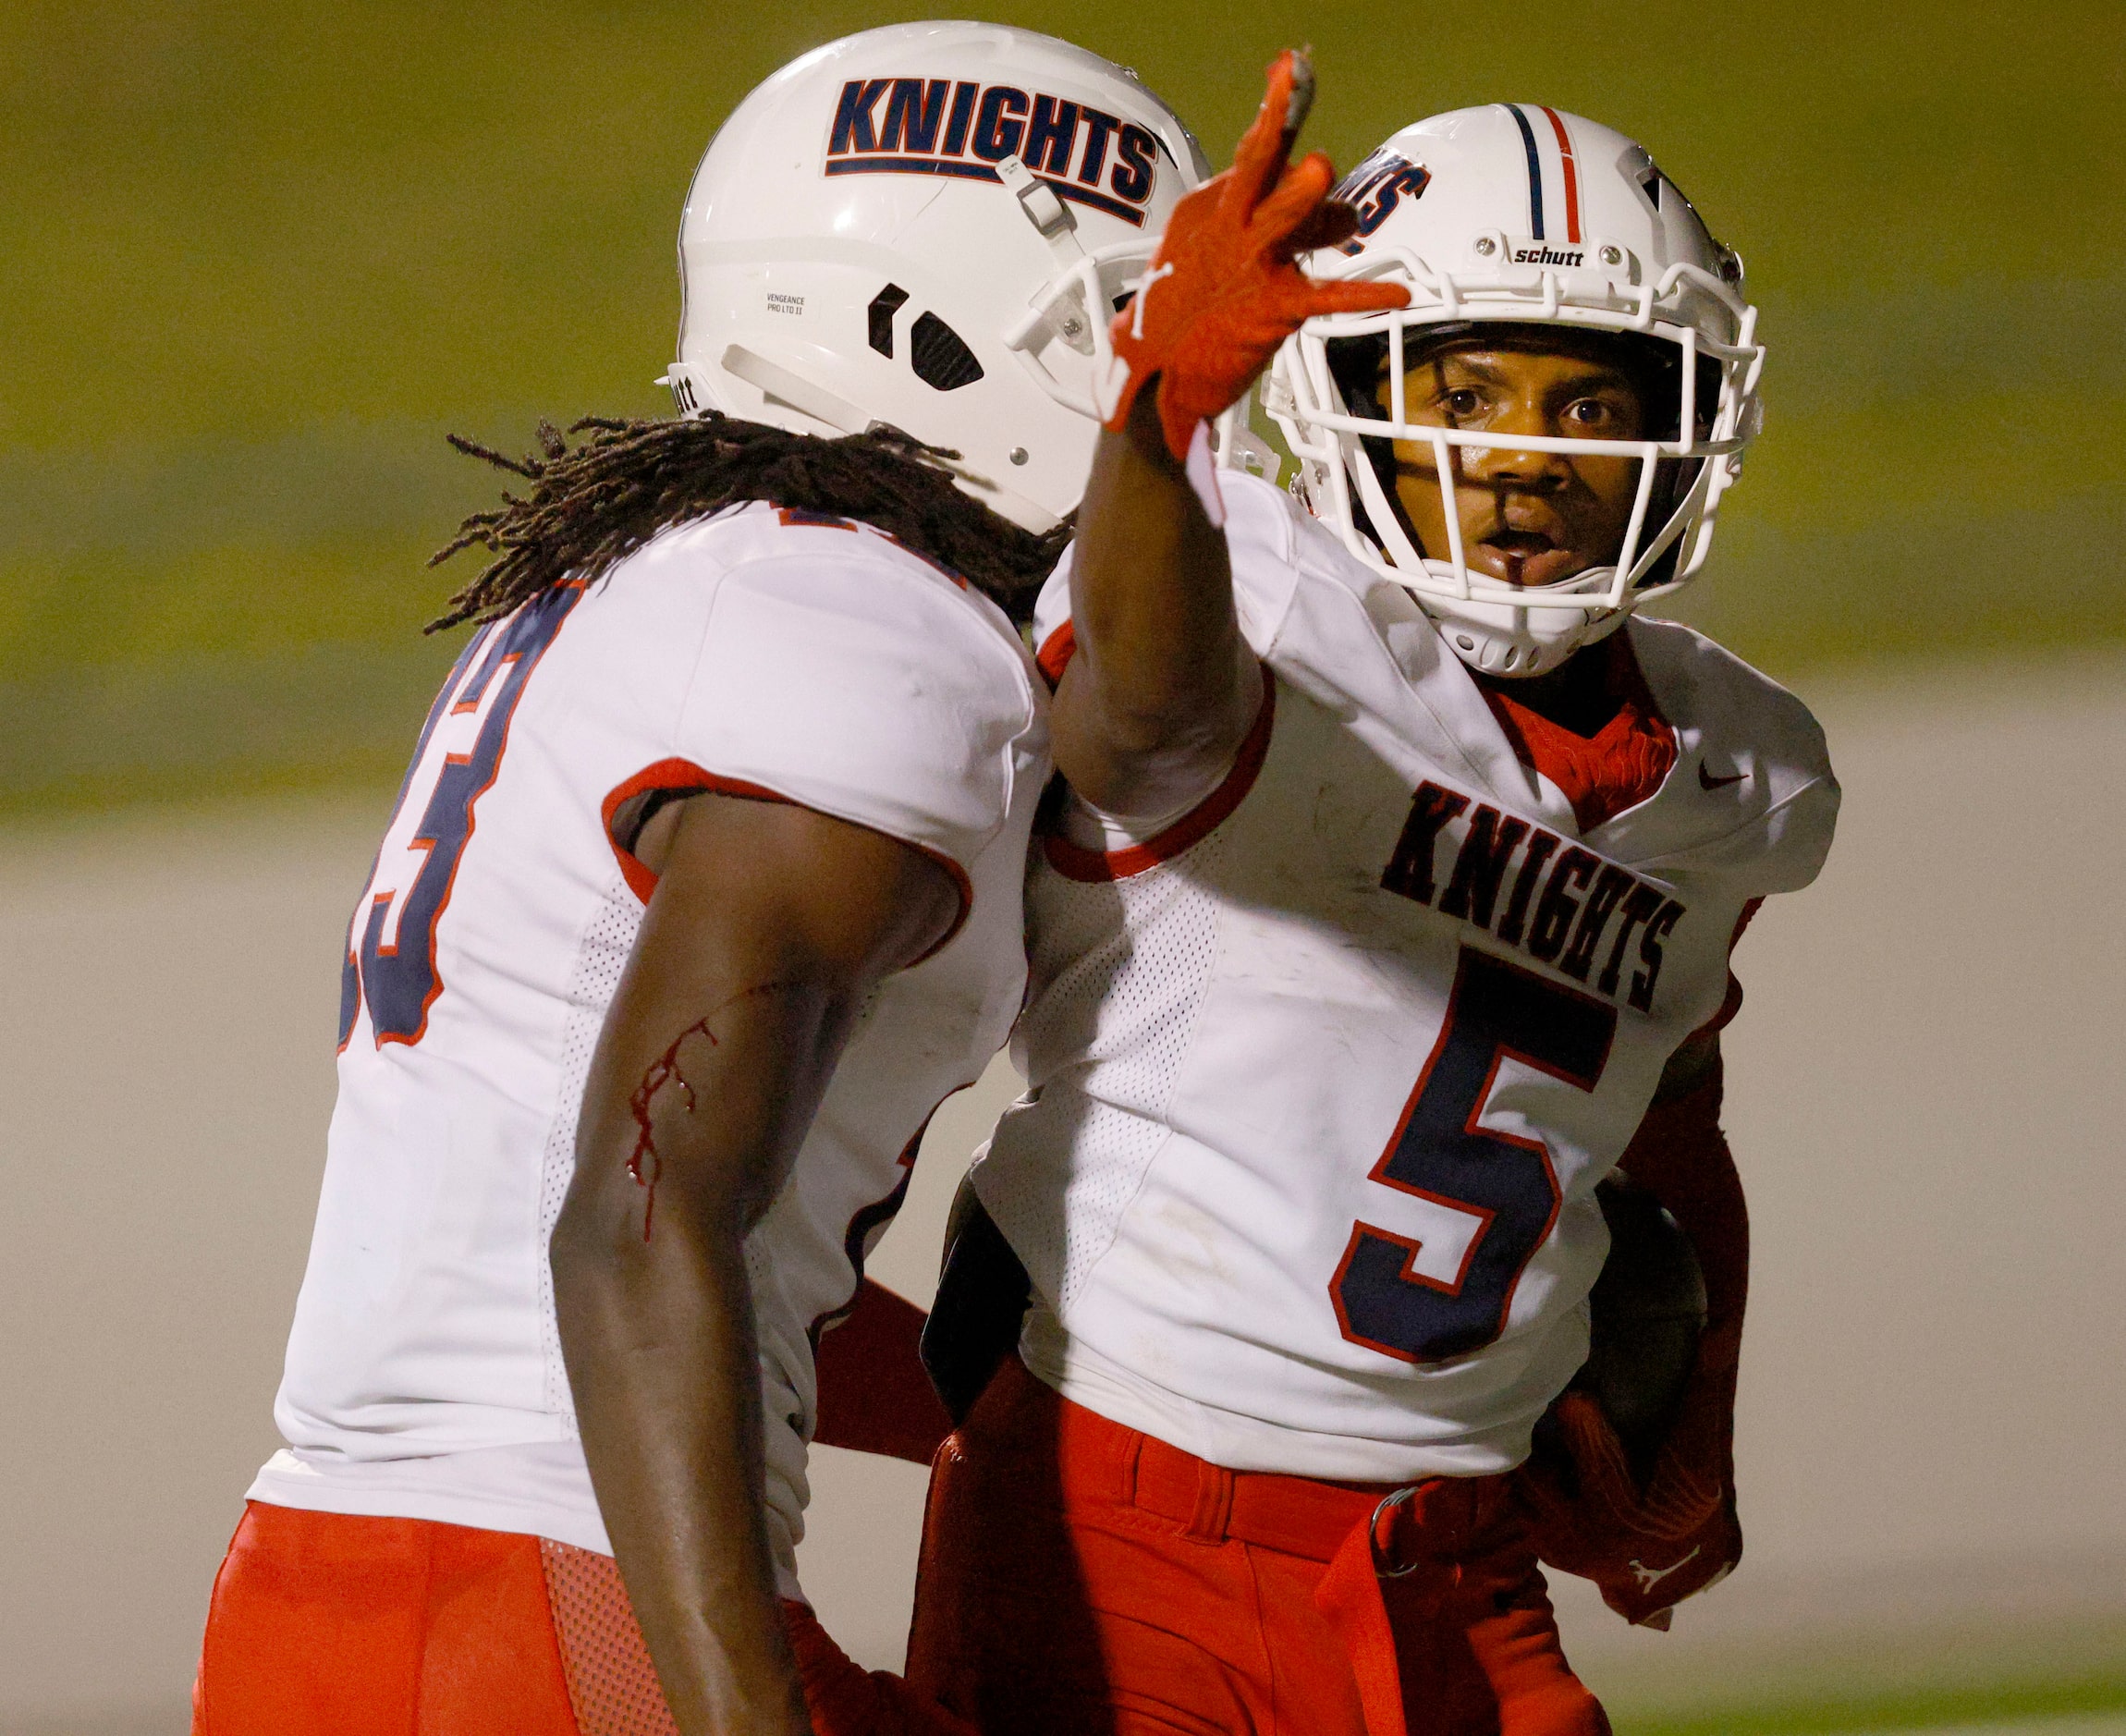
[{"xmin": 1462, "ymin": 398, "xmax": 1569, "ymax": 486}]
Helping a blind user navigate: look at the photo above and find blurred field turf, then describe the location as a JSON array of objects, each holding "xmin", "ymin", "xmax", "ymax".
[
  {"xmin": 4, "ymin": 0, "xmax": 2121, "ymax": 814},
  {"xmin": 1619, "ymin": 1678, "xmax": 2126, "ymax": 1735}
]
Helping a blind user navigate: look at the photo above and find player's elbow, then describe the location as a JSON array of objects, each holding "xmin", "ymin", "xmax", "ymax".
[
  {"xmin": 1052, "ymin": 653, "xmax": 1262, "ymax": 820},
  {"xmin": 547, "ymin": 1161, "xmax": 636, "ymax": 1322}
]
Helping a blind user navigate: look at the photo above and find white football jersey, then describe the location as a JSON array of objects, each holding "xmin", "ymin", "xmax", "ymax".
[
  {"xmin": 249, "ymin": 504, "xmax": 1045, "ymax": 1594},
  {"xmin": 973, "ymin": 470, "xmax": 1837, "ymax": 1483}
]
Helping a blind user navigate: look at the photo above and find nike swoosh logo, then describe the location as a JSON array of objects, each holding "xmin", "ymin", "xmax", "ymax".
[
  {"xmin": 1630, "ymin": 1545, "xmax": 1703, "ymax": 1591},
  {"xmin": 1698, "ymin": 762, "xmax": 1747, "ymax": 791}
]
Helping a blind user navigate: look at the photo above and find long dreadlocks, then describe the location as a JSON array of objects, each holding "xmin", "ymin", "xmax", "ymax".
[{"xmin": 428, "ymin": 414, "xmax": 1069, "ymax": 633}]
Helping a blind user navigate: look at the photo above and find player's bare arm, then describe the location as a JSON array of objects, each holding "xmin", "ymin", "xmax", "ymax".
[
  {"xmin": 553, "ymin": 793, "xmax": 958, "ymax": 1736},
  {"xmin": 1053, "ymin": 53, "xmax": 1405, "ymax": 818},
  {"xmin": 1056, "ymin": 388, "xmax": 1256, "ymax": 816}
]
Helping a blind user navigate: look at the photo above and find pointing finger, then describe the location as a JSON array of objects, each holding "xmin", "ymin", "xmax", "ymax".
[{"xmin": 1220, "ymin": 49, "xmax": 1304, "ymax": 222}]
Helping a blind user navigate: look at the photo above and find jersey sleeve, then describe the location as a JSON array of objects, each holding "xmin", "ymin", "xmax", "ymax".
[
  {"xmin": 666, "ymin": 549, "xmax": 1038, "ymax": 895},
  {"xmin": 1630, "ymin": 619, "xmax": 1842, "ymax": 899}
]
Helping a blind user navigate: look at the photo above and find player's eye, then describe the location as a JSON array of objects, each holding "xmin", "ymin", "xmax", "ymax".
[
  {"xmin": 1561, "ymin": 397, "xmax": 1619, "ymax": 433},
  {"xmin": 1436, "ymin": 386, "xmax": 1486, "ymax": 422}
]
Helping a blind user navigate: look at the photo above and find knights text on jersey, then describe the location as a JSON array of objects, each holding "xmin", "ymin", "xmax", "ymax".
[
  {"xmin": 974, "ymin": 471, "xmax": 1837, "ymax": 1482},
  {"xmin": 248, "ymin": 503, "xmax": 1046, "ymax": 1593}
]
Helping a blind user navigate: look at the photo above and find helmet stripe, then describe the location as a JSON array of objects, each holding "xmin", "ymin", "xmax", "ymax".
[
  {"xmin": 1535, "ymin": 106, "xmax": 1582, "ymax": 243},
  {"xmin": 1505, "ymin": 104, "xmax": 1546, "ymax": 239}
]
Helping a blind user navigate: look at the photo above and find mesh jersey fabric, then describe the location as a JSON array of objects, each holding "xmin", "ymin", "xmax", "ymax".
[
  {"xmin": 251, "ymin": 503, "xmax": 1047, "ymax": 1595},
  {"xmin": 980, "ymin": 470, "xmax": 1838, "ymax": 1483}
]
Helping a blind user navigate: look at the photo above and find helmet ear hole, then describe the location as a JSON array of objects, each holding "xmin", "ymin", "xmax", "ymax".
[
  {"xmin": 867, "ymin": 284, "xmax": 910, "ymax": 358},
  {"xmin": 910, "ymin": 313, "xmax": 984, "ymax": 391}
]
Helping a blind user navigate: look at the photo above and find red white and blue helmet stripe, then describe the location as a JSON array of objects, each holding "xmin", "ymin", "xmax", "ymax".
[{"xmin": 1503, "ymin": 104, "xmax": 1584, "ymax": 243}]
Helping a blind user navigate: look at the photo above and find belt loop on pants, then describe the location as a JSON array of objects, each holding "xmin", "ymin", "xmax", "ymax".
[{"xmin": 1184, "ymin": 1459, "xmax": 1236, "ymax": 1545}]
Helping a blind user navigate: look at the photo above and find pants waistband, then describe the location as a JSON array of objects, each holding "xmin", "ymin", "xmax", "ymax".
[{"xmin": 1013, "ymin": 1359, "xmax": 1512, "ymax": 1565}]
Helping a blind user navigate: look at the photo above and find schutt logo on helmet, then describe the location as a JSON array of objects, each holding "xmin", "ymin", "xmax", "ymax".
[{"xmin": 825, "ymin": 77, "xmax": 1162, "ymax": 226}]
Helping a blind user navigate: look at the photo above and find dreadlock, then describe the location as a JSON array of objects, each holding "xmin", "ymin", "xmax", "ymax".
[{"xmin": 428, "ymin": 413, "xmax": 1069, "ymax": 633}]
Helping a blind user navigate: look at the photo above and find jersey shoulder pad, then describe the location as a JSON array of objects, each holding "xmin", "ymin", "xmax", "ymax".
[
  {"xmin": 659, "ymin": 512, "xmax": 1042, "ymax": 876},
  {"xmin": 1628, "ymin": 616, "xmax": 1839, "ymax": 894}
]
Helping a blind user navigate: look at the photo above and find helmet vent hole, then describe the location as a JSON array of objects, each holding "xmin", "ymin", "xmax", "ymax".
[
  {"xmin": 867, "ymin": 284, "xmax": 910, "ymax": 359},
  {"xmin": 910, "ymin": 312, "xmax": 984, "ymax": 391}
]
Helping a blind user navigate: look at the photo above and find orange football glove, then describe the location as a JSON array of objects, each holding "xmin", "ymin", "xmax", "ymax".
[
  {"xmin": 1106, "ymin": 49, "xmax": 1410, "ymax": 463},
  {"xmin": 783, "ymin": 1600, "xmax": 977, "ymax": 1736},
  {"xmin": 1515, "ymin": 1363, "xmax": 1741, "ymax": 1629},
  {"xmin": 1516, "ymin": 1063, "xmax": 1749, "ymax": 1628}
]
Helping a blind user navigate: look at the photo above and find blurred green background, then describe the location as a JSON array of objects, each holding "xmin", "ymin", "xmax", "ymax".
[{"xmin": 4, "ymin": 0, "xmax": 2121, "ymax": 820}]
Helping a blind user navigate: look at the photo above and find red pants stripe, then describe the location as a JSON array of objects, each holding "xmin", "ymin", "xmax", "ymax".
[
  {"xmin": 906, "ymin": 1359, "xmax": 1608, "ymax": 1736},
  {"xmin": 192, "ymin": 1502, "xmax": 678, "ymax": 1736}
]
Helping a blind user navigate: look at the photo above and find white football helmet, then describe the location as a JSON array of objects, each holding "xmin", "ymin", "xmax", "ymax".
[
  {"xmin": 1264, "ymin": 105, "xmax": 1763, "ymax": 676},
  {"xmin": 664, "ymin": 21, "xmax": 1207, "ymax": 533}
]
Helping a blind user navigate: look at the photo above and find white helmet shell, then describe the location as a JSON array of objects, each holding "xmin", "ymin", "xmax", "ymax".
[
  {"xmin": 667, "ymin": 22, "xmax": 1207, "ymax": 532},
  {"xmin": 1264, "ymin": 105, "xmax": 1764, "ymax": 676}
]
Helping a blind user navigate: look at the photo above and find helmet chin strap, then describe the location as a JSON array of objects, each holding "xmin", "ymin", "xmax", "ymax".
[{"xmin": 1406, "ymin": 573, "xmax": 1631, "ymax": 679}]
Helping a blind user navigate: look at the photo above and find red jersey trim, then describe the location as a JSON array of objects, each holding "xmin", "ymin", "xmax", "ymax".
[
  {"xmin": 599, "ymin": 759, "xmax": 975, "ymax": 961},
  {"xmin": 1034, "ymin": 619, "xmax": 1077, "ymax": 691},
  {"xmin": 1043, "ymin": 674, "xmax": 1277, "ymax": 884}
]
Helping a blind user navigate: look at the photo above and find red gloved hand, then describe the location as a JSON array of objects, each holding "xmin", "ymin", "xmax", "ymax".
[
  {"xmin": 1518, "ymin": 1054, "xmax": 1750, "ymax": 1628},
  {"xmin": 782, "ymin": 1600, "xmax": 977, "ymax": 1736},
  {"xmin": 1106, "ymin": 49, "xmax": 1410, "ymax": 462},
  {"xmin": 1513, "ymin": 1363, "xmax": 1741, "ymax": 1629}
]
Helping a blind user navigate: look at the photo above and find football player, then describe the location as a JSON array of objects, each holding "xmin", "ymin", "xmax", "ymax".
[
  {"xmin": 908, "ymin": 56, "xmax": 1839, "ymax": 1736},
  {"xmin": 189, "ymin": 25, "xmax": 1202, "ymax": 1736}
]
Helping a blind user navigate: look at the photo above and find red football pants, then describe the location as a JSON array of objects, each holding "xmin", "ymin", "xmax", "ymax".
[
  {"xmin": 907, "ymin": 1360, "xmax": 1608, "ymax": 1736},
  {"xmin": 192, "ymin": 1501, "xmax": 680, "ymax": 1735}
]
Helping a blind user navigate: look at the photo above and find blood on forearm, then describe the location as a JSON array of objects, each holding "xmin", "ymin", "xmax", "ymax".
[
  {"xmin": 625, "ymin": 1016, "xmax": 713, "ymax": 1242},
  {"xmin": 555, "ymin": 982, "xmax": 837, "ymax": 1736}
]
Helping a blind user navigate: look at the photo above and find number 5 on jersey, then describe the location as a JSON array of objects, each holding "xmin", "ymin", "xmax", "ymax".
[{"xmin": 1331, "ymin": 946, "xmax": 1617, "ymax": 1364}]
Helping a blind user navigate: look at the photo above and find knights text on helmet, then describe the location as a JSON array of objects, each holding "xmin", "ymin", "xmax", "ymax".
[{"xmin": 825, "ymin": 77, "xmax": 1161, "ymax": 226}]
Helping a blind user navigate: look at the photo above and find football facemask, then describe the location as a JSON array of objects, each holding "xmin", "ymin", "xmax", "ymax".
[
  {"xmin": 666, "ymin": 22, "xmax": 1208, "ymax": 533},
  {"xmin": 1263, "ymin": 106, "xmax": 1763, "ymax": 676}
]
